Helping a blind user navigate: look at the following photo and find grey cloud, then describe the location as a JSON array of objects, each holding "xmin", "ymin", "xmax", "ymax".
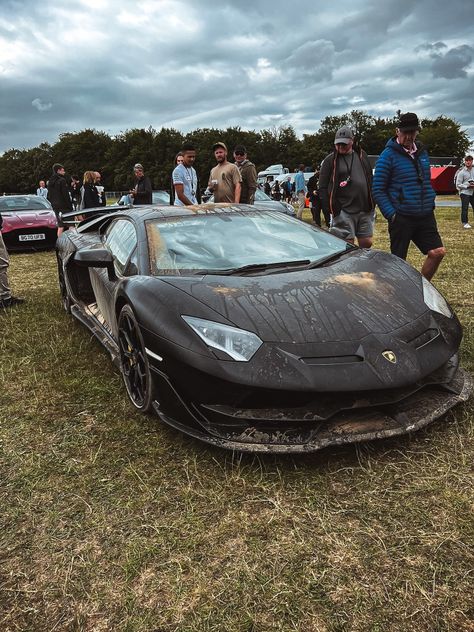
[
  {"xmin": 430, "ymin": 45, "xmax": 474, "ymax": 79},
  {"xmin": 32, "ymin": 98, "xmax": 52, "ymax": 112},
  {"xmin": 283, "ymin": 40, "xmax": 336, "ymax": 81},
  {"xmin": 415, "ymin": 41, "xmax": 447, "ymax": 53}
]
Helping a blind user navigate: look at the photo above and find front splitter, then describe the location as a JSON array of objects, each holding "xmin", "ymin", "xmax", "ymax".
[{"xmin": 153, "ymin": 368, "xmax": 473, "ymax": 453}]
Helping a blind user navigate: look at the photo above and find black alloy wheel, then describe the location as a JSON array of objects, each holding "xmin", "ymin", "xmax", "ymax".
[
  {"xmin": 56, "ymin": 252, "xmax": 72, "ymax": 313},
  {"xmin": 118, "ymin": 304, "xmax": 155, "ymax": 412}
]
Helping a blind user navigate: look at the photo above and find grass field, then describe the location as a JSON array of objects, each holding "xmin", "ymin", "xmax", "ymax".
[{"xmin": 1, "ymin": 206, "xmax": 473, "ymax": 632}]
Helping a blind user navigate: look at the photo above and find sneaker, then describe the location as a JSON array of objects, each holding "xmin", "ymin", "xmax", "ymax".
[
  {"xmin": 0, "ymin": 295, "xmax": 25, "ymax": 309},
  {"xmin": 463, "ymin": 223, "xmax": 472, "ymax": 229}
]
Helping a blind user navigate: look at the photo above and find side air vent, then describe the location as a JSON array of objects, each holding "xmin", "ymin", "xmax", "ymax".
[{"xmin": 408, "ymin": 328, "xmax": 440, "ymax": 350}]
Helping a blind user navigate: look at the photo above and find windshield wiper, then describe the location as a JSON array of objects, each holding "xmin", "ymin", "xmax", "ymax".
[
  {"xmin": 189, "ymin": 260, "xmax": 312, "ymax": 276},
  {"xmin": 214, "ymin": 259, "xmax": 312, "ymax": 276},
  {"xmin": 305, "ymin": 245, "xmax": 355, "ymax": 269},
  {"xmin": 188, "ymin": 249, "xmax": 354, "ymax": 276}
]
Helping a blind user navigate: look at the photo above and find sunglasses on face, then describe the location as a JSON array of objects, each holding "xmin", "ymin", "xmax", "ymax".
[{"xmin": 234, "ymin": 152, "xmax": 245, "ymax": 156}]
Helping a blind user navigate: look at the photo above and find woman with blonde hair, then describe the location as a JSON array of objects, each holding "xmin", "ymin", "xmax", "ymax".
[{"xmin": 81, "ymin": 170, "xmax": 101, "ymax": 209}]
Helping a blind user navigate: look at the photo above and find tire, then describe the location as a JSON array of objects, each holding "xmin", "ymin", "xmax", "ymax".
[
  {"xmin": 56, "ymin": 252, "xmax": 72, "ymax": 314},
  {"xmin": 117, "ymin": 304, "xmax": 156, "ymax": 412}
]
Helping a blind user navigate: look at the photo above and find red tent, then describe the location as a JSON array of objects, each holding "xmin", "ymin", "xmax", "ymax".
[{"xmin": 431, "ymin": 166, "xmax": 457, "ymax": 194}]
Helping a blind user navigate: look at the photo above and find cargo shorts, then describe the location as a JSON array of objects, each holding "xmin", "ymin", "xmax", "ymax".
[{"xmin": 331, "ymin": 210, "xmax": 374, "ymax": 240}]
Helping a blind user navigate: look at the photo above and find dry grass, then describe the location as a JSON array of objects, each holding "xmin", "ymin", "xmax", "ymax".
[{"xmin": 0, "ymin": 206, "xmax": 473, "ymax": 632}]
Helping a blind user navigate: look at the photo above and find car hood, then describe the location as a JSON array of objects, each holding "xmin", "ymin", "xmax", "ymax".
[
  {"xmin": 0, "ymin": 210, "xmax": 56, "ymax": 232},
  {"xmin": 163, "ymin": 250, "xmax": 428, "ymax": 343}
]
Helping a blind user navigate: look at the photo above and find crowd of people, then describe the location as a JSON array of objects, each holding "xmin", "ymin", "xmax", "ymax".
[{"xmin": 1, "ymin": 111, "xmax": 472, "ymax": 310}]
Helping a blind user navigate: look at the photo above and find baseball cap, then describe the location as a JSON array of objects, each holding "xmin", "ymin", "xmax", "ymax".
[
  {"xmin": 134, "ymin": 163, "xmax": 144, "ymax": 170},
  {"xmin": 233, "ymin": 144, "xmax": 246, "ymax": 154},
  {"xmin": 212, "ymin": 142, "xmax": 227, "ymax": 152},
  {"xmin": 398, "ymin": 112, "xmax": 421, "ymax": 132},
  {"xmin": 334, "ymin": 126, "xmax": 354, "ymax": 145}
]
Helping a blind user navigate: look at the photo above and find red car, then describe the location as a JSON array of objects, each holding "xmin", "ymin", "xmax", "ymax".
[{"xmin": 0, "ymin": 195, "xmax": 58, "ymax": 251}]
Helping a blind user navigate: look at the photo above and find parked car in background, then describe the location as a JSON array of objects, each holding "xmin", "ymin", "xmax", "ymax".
[{"xmin": 0, "ymin": 195, "xmax": 57, "ymax": 250}]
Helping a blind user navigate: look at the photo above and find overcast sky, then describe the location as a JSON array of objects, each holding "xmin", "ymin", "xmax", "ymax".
[{"xmin": 1, "ymin": 0, "xmax": 473, "ymax": 154}]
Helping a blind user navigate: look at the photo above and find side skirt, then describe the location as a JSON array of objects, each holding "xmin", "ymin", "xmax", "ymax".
[{"xmin": 71, "ymin": 303, "xmax": 120, "ymax": 368}]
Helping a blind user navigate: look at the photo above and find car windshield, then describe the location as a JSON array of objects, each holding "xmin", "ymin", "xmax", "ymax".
[
  {"xmin": 147, "ymin": 210, "xmax": 351, "ymax": 275},
  {"xmin": 0, "ymin": 196, "xmax": 51, "ymax": 211}
]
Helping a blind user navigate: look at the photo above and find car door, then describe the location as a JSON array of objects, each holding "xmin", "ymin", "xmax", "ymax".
[{"xmin": 89, "ymin": 218, "xmax": 139, "ymax": 329}]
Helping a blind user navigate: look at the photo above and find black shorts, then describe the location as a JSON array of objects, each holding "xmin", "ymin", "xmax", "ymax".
[{"xmin": 388, "ymin": 212, "xmax": 443, "ymax": 260}]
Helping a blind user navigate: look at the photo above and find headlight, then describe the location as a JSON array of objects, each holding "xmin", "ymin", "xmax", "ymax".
[
  {"xmin": 422, "ymin": 277, "xmax": 452, "ymax": 318},
  {"xmin": 182, "ymin": 316, "xmax": 263, "ymax": 361}
]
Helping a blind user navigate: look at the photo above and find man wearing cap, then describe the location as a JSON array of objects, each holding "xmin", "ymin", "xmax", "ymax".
[
  {"xmin": 233, "ymin": 145, "xmax": 257, "ymax": 204},
  {"xmin": 47, "ymin": 163, "xmax": 73, "ymax": 236},
  {"xmin": 319, "ymin": 127, "xmax": 374, "ymax": 247},
  {"xmin": 208, "ymin": 142, "xmax": 241, "ymax": 203},
  {"xmin": 130, "ymin": 163, "xmax": 152, "ymax": 205},
  {"xmin": 373, "ymin": 112, "xmax": 445, "ymax": 281}
]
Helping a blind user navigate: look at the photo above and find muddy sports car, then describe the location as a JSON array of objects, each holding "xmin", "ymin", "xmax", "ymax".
[{"xmin": 56, "ymin": 203, "xmax": 472, "ymax": 453}]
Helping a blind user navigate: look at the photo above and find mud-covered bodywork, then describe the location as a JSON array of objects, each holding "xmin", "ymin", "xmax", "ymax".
[{"xmin": 56, "ymin": 204, "xmax": 472, "ymax": 453}]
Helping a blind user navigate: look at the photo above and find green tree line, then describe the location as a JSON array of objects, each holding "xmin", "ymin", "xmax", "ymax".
[{"xmin": 0, "ymin": 111, "xmax": 470, "ymax": 194}]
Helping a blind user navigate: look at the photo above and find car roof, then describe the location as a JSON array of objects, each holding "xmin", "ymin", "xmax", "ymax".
[
  {"xmin": 119, "ymin": 203, "xmax": 263, "ymax": 222},
  {"xmin": 74, "ymin": 203, "xmax": 267, "ymax": 233}
]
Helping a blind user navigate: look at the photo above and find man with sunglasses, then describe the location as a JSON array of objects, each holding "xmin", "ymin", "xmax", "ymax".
[
  {"xmin": 233, "ymin": 145, "xmax": 257, "ymax": 204},
  {"xmin": 373, "ymin": 112, "xmax": 445, "ymax": 281}
]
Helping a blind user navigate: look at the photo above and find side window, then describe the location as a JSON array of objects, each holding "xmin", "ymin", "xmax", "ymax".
[
  {"xmin": 103, "ymin": 219, "xmax": 138, "ymax": 275},
  {"xmin": 124, "ymin": 247, "xmax": 139, "ymax": 276}
]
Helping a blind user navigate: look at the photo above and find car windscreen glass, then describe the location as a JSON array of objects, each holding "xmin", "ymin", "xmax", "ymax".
[
  {"xmin": 146, "ymin": 210, "xmax": 350, "ymax": 275},
  {"xmin": 0, "ymin": 196, "xmax": 51, "ymax": 211}
]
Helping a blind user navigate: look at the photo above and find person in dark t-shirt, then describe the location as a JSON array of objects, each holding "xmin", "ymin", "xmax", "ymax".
[{"xmin": 319, "ymin": 126, "xmax": 375, "ymax": 247}]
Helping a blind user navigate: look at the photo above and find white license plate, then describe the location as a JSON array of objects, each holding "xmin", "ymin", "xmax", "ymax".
[{"xmin": 19, "ymin": 233, "xmax": 46, "ymax": 241}]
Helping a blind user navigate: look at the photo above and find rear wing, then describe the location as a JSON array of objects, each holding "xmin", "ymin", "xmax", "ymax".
[{"xmin": 60, "ymin": 204, "xmax": 129, "ymax": 226}]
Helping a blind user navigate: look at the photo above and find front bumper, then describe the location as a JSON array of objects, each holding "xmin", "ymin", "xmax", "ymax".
[
  {"xmin": 151, "ymin": 361, "xmax": 473, "ymax": 453},
  {"xmin": 2, "ymin": 227, "xmax": 57, "ymax": 251}
]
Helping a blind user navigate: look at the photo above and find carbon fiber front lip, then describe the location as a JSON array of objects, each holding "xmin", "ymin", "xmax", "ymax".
[{"xmin": 153, "ymin": 368, "xmax": 473, "ymax": 453}]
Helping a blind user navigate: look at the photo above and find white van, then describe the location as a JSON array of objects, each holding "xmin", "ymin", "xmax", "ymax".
[{"xmin": 257, "ymin": 164, "xmax": 289, "ymax": 187}]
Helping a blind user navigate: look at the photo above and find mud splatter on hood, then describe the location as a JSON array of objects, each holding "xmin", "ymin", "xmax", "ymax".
[{"xmin": 163, "ymin": 251, "xmax": 426, "ymax": 343}]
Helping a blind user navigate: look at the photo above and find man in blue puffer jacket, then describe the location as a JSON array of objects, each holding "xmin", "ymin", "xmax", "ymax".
[{"xmin": 373, "ymin": 112, "xmax": 445, "ymax": 281}]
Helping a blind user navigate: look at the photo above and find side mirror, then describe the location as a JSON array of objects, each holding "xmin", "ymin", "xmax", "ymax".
[
  {"xmin": 329, "ymin": 226, "xmax": 351, "ymax": 241},
  {"xmin": 75, "ymin": 248, "xmax": 116, "ymax": 280}
]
